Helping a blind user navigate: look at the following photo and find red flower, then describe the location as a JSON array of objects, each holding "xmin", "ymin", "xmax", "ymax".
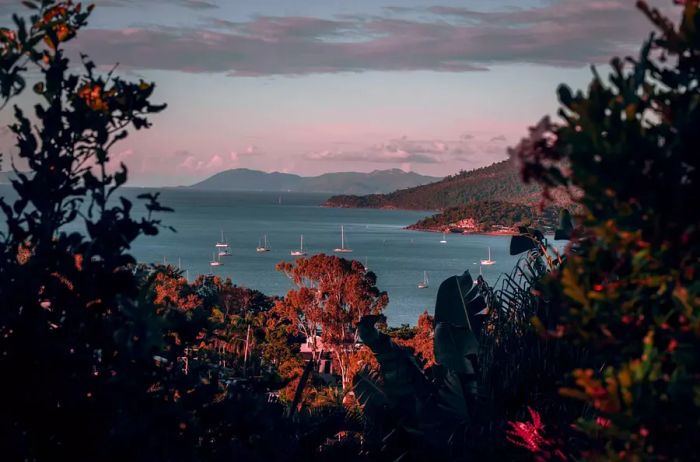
[
  {"xmin": 667, "ymin": 338, "xmax": 679, "ymax": 353},
  {"xmin": 507, "ymin": 407, "xmax": 547, "ymax": 453},
  {"xmin": 596, "ymin": 416, "xmax": 611, "ymax": 427}
]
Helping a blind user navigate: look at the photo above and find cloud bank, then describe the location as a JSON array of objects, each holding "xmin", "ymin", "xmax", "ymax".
[
  {"xmin": 60, "ymin": 0, "xmax": 671, "ymax": 77},
  {"xmin": 304, "ymin": 134, "xmax": 509, "ymax": 167}
]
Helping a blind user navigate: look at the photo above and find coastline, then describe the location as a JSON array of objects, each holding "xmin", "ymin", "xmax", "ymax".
[{"xmin": 405, "ymin": 226, "xmax": 519, "ymax": 237}]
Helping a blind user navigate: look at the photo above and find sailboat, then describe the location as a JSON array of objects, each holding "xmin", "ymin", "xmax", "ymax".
[
  {"xmin": 418, "ymin": 271, "xmax": 429, "ymax": 289},
  {"xmin": 209, "ymin": 251, "xmax": 223, "ymax": 267},
  {"xmin": 440, "ymin": 232, "xmax": 447, "ymax": 244},
  {"xmin": 334, "ymin": 225, "xmax": 353, "ymax": 253},
  {"xmin": 256, "ymin": 234, "xmax": 271, "ymax": 252},
  {"xmin": 291, "ymin": 235, "xmax": 307, "ymax": 256},
  {"xmin": 480, "ymin": 247, "xmax": 496, "ymax": 266},
  {"xmin": 215, "ymin": 230, "xmax": 229, "ymax": 248},
  {"xmin": 218, "ymin": 247, "xmax": 232, "ymax": 257}
]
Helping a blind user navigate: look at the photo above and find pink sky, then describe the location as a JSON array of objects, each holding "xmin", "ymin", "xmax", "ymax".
[{"xmin": 0, "ymin": 0, "xmax": 675, "ymax": 186}]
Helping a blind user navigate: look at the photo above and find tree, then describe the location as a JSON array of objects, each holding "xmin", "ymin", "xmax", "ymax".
[
  {"xmin": 150, "ymin": 264, "xmax": 202, "ymax": 311},
  {"xmin": 395, "ymin": 311, "xmax": 436, "ymax": 368},
  {"xmin": 513, "ymin": 1, "xmax": 700, "ymax": 459},
  {"xmin": 275, "ymin": 255, "xmax": 388, "ymax": 389},
  {"xmin": 0, "ymin": 3, "xmax": 216, "ymax": 459}
]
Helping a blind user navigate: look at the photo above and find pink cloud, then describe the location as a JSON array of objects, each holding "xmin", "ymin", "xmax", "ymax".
[{"xmin": 303, "ymin": 134, "xmax": 510, "ymax": 166}]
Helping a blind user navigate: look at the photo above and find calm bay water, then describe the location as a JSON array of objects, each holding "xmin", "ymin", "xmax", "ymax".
[{"xmin": 0, "ymin": 186, "xmax": 524, "ymax": 326}]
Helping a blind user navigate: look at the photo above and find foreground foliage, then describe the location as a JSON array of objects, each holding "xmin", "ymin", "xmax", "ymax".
[
  {"xmin": 512, "ymin": 1, "xmax": 700, "ymax": 459},
  {"xmin": 0, "ymin": 3, "xmax": 342, "ymax": 460}
]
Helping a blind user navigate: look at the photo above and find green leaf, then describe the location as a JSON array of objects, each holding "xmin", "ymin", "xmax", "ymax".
[
  {"xmin": 557, "ymin": 84, "xmax": 574, "ymax": 107},
  {"xmin": 438, "ymin": 370, "xmax": 471, "ymax": 421},
  {"xmin": 434, "ymin": 272, "xmax": 485, "ymax": 335},
  {"xmin": 433, "ymin": 322, "xmax": 477, "ymax": 374}
]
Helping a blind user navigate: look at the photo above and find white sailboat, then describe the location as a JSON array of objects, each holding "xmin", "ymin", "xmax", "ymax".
[
  {"xmin": 209, "ymin": 251, "xmax": 223, "ymax": 267},
  {"xmin": 291, "ymin": 235, "xmax": 307, "ymax": 256},
  {"xmin": 480, "ymin": 247, "xmax": 496, "ymax": 266},
  {"xmin": 256, "ymin": 234, "xmax": 271, "ymax": 252},
  {"xmin": 440, "ymin": 232, "xmax": 447, "ymax": 244},
  {"xmin": 418, "ymin": 271, "xmax": 429, "ymax": 289},
  {"xmin": 215, "ymin": 230, "xmax": 229, "ymax": 248},
  {"xmin": 218, "ymin": 247, "xmax": 232, "ymax": 257},
  {"xmin": 334, "ymin": 225, "xmax": 353, "ymax": 253}
]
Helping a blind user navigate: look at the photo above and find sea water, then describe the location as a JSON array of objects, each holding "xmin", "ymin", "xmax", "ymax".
[{"xmin": 0, "ymin": 186, "xmax": 526, "ymax": 326}]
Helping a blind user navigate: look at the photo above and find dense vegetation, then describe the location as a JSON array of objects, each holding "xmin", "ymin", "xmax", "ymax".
[
  {"xmin": 349, "ymin": 1, "xmax": 700, "ymax": 458},
  {"xmin": 1, "ymin": 1, "xmax": 698, "ymax": 461},
  {"xmin": 509, "ymin": 0, "xmax": 700, "ymax": 457},
  {"xmin": 324, "ymin": 159, "xmax": 542, "ymax": 210},
  {"xmin": 408, "ymin": 200, "xmax": 563, "ymax": 233}
]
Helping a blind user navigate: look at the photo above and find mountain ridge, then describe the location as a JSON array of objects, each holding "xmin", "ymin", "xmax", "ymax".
[{"xmin": 190, "ymin": 168, "xmax": 441, "ymax": 195}]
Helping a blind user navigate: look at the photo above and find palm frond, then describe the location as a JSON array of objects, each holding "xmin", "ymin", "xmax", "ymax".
[{"xmin": 353, "ymin": 365, "xmax": 389, "ymax": 408}]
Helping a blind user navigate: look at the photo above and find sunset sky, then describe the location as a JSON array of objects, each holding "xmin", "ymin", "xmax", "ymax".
[{"xmin": 0, "ymin": 0, "xmax": 672, "ymax": 186}]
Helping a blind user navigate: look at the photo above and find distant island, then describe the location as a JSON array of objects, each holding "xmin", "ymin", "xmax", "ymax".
[
  {"xmin": 324, "ymin": 159, "xmax": 571, "ymax": 234},
  {"xmin": 190, "ymin": 168, "xmax": 441, "ymax": 195}
]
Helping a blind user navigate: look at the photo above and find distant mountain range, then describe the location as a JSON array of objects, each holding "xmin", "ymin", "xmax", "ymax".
[
  {"xmin": 190, "ymin": 168, "xmax": 441, "ymax": 195},
  {"xmin": 323, "ymin": 159, "xmax": 543, "ymax": 210}
]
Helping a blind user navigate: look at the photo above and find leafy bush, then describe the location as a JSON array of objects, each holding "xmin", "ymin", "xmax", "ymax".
[{"xmin": 513, "ymin": 1, "xmax": 700, "ymax": 459}]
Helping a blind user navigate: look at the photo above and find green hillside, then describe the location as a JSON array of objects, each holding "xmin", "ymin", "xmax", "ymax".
[
  {"xmin": 323, "ymin": 159, "xmax": 540, "ymax": 210},
  {"xmin": 408, "ymin": 200, "xmax": 563, "ymax": 233}
]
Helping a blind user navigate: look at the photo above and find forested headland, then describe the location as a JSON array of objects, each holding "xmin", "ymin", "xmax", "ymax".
[
  {"xmin": 323, "ymin": 159, "xmax": 542, "ymax": 210},
  {"xmin": 407, "ymin": 200, "xmax": 563, "ymax": 234}
]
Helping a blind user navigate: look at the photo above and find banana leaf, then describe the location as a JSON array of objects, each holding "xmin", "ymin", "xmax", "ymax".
[
  {"xmin": 510, "ymin": 226, "xmax": 545, "ymax": 255},
  {"xmin": 438, "ymin": 370, "xmax": 471, "ymax": 421},
  {"xmin": 434, "ymin": 271, "xmax": 485, "ymax": 336},
  {"xmin": 433, "ymin": 322, "xmax": 478, "ymax": 374}
]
